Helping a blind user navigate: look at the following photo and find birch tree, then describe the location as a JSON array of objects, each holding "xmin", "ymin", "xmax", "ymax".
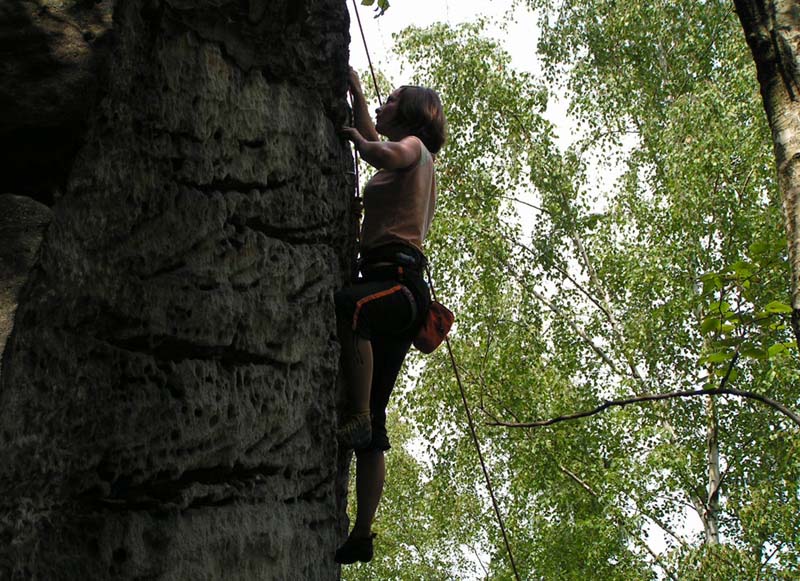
[{"xmin": 734, "ymin": 0, "xmax": 800, "ymax": 348}]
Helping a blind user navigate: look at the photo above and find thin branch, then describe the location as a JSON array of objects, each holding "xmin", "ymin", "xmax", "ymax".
[
  {"xmin": 506, "ymin": 233, "xmax": 614, "ymax": 324},
  {"xmin": 502, "ymin": 261, "xmax": 628, "ymax": 378},
  {"xmin": 629, "ymin": 498, "xmax": 692, "ymax": 549},
  {"xmin": 476, "ymin": 369, "xmax": 687, "ymax": 581},
  {"xmin": 557, "ymin": 463, "xmax": 598, "ymax": 497},
  {"xmin": 732, "ymin": 166, "xmax": 756, "ymax": 203},
  {"xmin": 651, "ymin": 492, "xmax": 704, "ymax": 515},
  {"xmin": 487, "ymin": 387, "xmax": 800, "ymax": 429},
  {"xmin": 499, "ymin": 195, "xmax": 550, "ymax": 215},
  {"xmin": 550, "ymin": 186, "xmax": 648, "ymax": 386},
  {"xmin": 466, "ymin": 542, "xmax": 490, "ymax": 578},
  {"xmin": 757, "ymin": 540, "xmax": 784, "ymax": 581},
  {"xmin": 568, "ymin": 218, "xmax": 647, "ymax": 384},
  {"xmin": 475, "ymin": 374, "xmax": 604, "ymax": 501},
  {"xmin": 574, "ymin": 125, "xmax": 641, "ymax": 158},
  {"xmin": 704, "ymin": 352, "xmax": 737, "ymax": 513},
  {"xmin": 638, "ymin": 539, "xmax": 680, "ymax": 581}
]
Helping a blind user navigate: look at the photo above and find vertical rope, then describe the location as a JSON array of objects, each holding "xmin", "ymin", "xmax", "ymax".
[{"xmin": 345, "ymin": 92, "xmax": 362, "ymax": 283}]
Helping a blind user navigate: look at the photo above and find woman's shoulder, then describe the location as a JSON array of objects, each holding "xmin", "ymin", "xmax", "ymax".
[{"xmin": 398, "ymin": 135, "xmax": 431, "ymax": 169}]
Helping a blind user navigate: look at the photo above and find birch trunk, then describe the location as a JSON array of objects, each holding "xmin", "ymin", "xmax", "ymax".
[
  {"xmin": 734, "ymin": 0, "xmax": 800, "ymax": 346},
  {"xmin": 704, "ymin": 395, "xmax": 721, "ymax": 546}
]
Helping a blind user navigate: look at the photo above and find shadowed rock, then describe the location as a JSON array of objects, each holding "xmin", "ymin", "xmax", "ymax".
[
  {"xmin": 0, "ymin": 194, "xmax": 52, "ymax": 365},
  {"xmin": 0, "ymin": 0, "xmax": 353, "ymax": 578}
]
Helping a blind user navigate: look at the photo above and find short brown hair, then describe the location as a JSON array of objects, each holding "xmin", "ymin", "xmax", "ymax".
[{"xmin": 396, "ymin": 86, "xmax": 447, "ymax": 154}]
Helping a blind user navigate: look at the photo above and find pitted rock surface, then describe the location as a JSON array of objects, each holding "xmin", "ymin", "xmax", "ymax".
[
  {"xmin": 0, "ymin": 0, "xmax": 353, "ymax": 578},
  {"xmin": 0, "ymin": 194, "xmax": 53, "ymax": 368}
]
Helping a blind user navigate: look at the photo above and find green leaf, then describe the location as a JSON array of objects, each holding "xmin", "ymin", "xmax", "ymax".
[
  {"xmin": 768, "ymin": 343, "xmax": 788, "ymax": 358},
  {"xmin": 748, "ymin": 241, "xmax": 770, "ymax": 256},
  {"xmin": 700, "ymin": 273, "xmax": 724, "ymax": 294},
  {"xmin": 706, "ymin": 351, "xmax": 734, "ymax": 363},
  {"xmin": 708, "ymin": 300, "xmax": 732, "ymax": 313},
  {"xmin": 701, "ymin": 317, "xmax": 720, "ymax": 334},
  {"xmin": 728, "ymin": 260, "xmax": 753, "ymax": 278},
  {"xmin": 741, "ymin": 347, "xmax": 768, "ymax": 360},
  {"xmin": 360, "ymin": 0, "xmax": 389, "ymax": 16},
  {"xmin": 764, "ymin": 301, "xmax": 793, "ymax": 314}
]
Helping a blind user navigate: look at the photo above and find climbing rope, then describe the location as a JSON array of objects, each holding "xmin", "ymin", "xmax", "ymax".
[
  {"xmin": 350, "ymin": 4, "xmax": 522, "ymax": 579},
  {"xmin": 426, "ymin": 268, "xmax": 522, "ymax": 581},
  {"xmin": 351, "ymin": 0, "xmax": 383, "ymax": 105}
]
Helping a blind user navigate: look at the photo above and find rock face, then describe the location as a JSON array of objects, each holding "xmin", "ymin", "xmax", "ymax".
[
  {"xmin": 0, "ymin": 0, "xmax": 353, "ymax": 579},
  {"xmin": 0, "ymin": 0, "xmax": 115, "ymax": 204},
  {"xmin": 0, "ymin": 194, "xmax": 53, "ymax": 367}
]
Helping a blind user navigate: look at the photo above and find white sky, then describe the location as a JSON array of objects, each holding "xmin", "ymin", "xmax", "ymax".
[
  {"xmin": 347, "ymin": 0, "xmax": 541, "ymax": 75},
  {"xmin": 346, "ymin": 0, "xmax": 573, "ymax": 142}
]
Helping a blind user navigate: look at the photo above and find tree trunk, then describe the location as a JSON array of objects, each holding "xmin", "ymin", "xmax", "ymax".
[
  {"xmin": 0, "ymin": 0, "xmax": 353, "ymax": 578},
  {"xmin": 704, "ymin": 395, "xmax": 721, "ymax": 546},
  {"xmin": 734, "ymin": 0, "xmax": 800, "ymax": 347},
  {"xmin": 690, "ymin": 400, "xmax": 721, "ymax": 546}
]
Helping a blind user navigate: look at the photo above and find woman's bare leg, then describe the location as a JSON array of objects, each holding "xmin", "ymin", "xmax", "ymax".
[{"xmin": 338, "ymin": 317, "xmax": 373, "ymax": 415}]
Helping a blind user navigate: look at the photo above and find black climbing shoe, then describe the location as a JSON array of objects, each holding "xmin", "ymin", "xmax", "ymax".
[
  {"xmin": 334, "ymin": 533, "xmax": 375, "ymax": 564},
  {"xmin": 337, "ymin": 413, "xmax": 372, "ymax": 449}
]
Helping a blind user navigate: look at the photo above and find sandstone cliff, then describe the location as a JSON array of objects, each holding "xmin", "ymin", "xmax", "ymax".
[{"xmin": 0, "ymin": 0, "xmax": 353, "ymax": 578}]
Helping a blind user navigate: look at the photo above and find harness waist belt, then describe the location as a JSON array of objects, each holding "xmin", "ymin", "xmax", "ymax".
[{"xmin": 361, "ymin": 243, "xmax": 428, "ymax": 270}]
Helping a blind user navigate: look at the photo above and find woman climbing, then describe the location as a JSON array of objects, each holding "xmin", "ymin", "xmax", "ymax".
[{"xmin": 334, "ymin": 68, "xmax": 446, "ymax": 565}]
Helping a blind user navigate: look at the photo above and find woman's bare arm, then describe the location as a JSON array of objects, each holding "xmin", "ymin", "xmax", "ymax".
[
  {"xmin": 342, "ymin": 130, "xmax": 420, "ymax": 170},
  {"xmin": 348, "ymin": 69, "xmax": 380, "ymax": 142}
]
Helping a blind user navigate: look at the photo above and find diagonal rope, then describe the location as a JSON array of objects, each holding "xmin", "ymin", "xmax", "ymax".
[
  {"xmin": 426, "ymin": 267, "xmax": 522, "ymax": 581},
  {"xmin": 349, "ymin": 2, "xmax": 522, "ymax": 577},
  {"xmin": 351, "ymin": 0, "xmax": 383, "ymax": 105}
]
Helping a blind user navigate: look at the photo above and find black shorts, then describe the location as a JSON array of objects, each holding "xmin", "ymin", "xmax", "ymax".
[{"xmin": 334, "ymin": 266, "xmax": 430, "ymax": 451}]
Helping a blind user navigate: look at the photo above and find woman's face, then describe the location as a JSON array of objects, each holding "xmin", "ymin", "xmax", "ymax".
[{"xmin": 375, "ymin": 88, "xmax": 404, "ymax": 138}]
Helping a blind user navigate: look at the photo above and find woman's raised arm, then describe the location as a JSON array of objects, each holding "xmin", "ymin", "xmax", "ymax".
[{"xmin": 348, "ymin": 68, "xmax": 380, "ymax": 143}]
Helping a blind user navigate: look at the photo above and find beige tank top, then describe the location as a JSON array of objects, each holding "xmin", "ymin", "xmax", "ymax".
[{"xmin": 360, "ymin": 136, "xmax": 436, "ymax": 253}]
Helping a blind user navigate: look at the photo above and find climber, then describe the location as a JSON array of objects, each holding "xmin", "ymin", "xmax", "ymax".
[{"xmin": 333, "ymin": 67, "xmax": 446, "ymax": 565}]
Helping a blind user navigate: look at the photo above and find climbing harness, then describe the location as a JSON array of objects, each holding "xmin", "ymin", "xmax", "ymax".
[{"xmin": 349, "ymin": 4, "xmax": 522, "ymax": 579}]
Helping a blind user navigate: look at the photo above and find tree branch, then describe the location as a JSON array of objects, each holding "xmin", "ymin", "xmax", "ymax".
[
  {"xmin": 627, "ymin": 496, "xmax": 691, "ymax": 549},
  {"xmin": 487, "ymin": 387, "xmax": 800, "ymax": 428},
  {"xmin": 506, "ymin": 234, "xmax": 615, "ymax": 325},
  {"xmin": 757, "ymin": 540, "xmax": 784, "ymax": 581},
  {"xmin": 499, "ymin": 195, "xmax": 550, "ymax": 215},
  {"xmin": 466, "ymin": 542, "xmax": 490, "ymax": 578},
  {"xmin": 638, "ymin": 539, "xmax": 680, "ymax": 581},
  {"xmin": 502, "ymin": 261, "xmax": 629, "ymax": 378},
  {"xmin": 548, "ymin": 186, "xmax": 649, "ymax": 386},
  {"xmin": 474, "ymin": 368, "xmax": 686, "ymax": 581}
]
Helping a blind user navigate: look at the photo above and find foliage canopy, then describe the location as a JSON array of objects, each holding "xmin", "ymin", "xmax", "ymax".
[{"xmin": 344, "ymin": 2, "xmax": 799, "ymax": 579}]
